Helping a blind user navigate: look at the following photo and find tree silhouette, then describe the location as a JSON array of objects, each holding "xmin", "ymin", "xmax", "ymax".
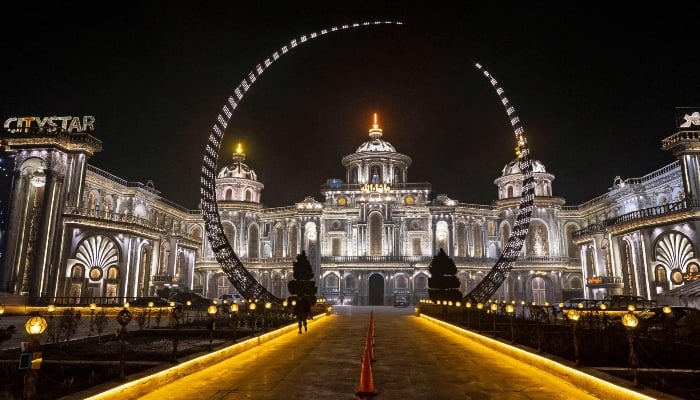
[
  {"xmin": 428, "ymin": 248, "xmax": 462, "ymax": 302},
  {"xmin": 287, "ymin": 251, "xmax": 318, "ymax": 305}
]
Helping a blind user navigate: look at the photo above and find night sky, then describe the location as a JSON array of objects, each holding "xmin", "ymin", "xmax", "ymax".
[{"xmin": 2, "ymin": 2, "xmax": 699, "ymax": 209}]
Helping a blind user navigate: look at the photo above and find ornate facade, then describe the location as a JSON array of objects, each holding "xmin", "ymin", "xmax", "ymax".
[{"xmin": 2, "ymin": 110, "xmax": 699, "ymax": 306}]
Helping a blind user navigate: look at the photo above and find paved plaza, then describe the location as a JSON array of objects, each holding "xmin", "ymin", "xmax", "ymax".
[{"xmin": 70, "ymin": 306, "xmax": 672, "ymax": 400}]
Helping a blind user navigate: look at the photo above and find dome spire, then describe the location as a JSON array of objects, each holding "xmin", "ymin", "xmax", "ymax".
[{"xmin": 369, "ymin": 112, "xmax": 383, "ymax": 139}]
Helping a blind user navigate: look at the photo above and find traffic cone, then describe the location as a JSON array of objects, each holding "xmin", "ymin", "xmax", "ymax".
[
  {"xmin": 356, "ymin": 344, "xmax": 378, "ymax": 398},
  {"xmin": 366, "ymin": 329, "xmax": 376, "ymax": 362},
  {"xmin": 370, "ymin": 311, "xmax": 375, "ymax": 336},
  {"xmin": 367, "ymin": 320, "xmax": 374, "ymax": 346}
]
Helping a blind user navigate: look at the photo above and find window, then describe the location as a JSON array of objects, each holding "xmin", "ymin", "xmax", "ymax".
[
  {"xmin": 332, "ymin": 237, "xmax": 341, "ymax": 256},
  {"xmin": 369, "ymin": 212, "xmax": 383, "ymax": 256}
]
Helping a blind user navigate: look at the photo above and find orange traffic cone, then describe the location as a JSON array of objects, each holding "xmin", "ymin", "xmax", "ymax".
[
  {"xmin": 369, "ymin": 311, "xmax": 375, "ymax": 336},
  {"xmin": 366, "ymin": 329, "xmax": 376, "ymax": 362},
  {"xmin": 356, "ymin": 344, "xmax": 378, "ymax": 398},
  {"xmin": 367, "ymin": 321, "xmax": 374, "ymax": 346}
]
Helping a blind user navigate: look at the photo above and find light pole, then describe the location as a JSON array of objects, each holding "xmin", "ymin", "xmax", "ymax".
[
  {"xmin": 46, "ymin": 304, "xmax": 56, "ymax": 344},
  {"xmin": 171, "ymin": 305, "xmax": 183, "ymax": 362},
  {"xmin": 264, "ymin": 302, "xmax": 272, "ymax": 331},
  {"xmin": 229, "ymin": 303, "xmax": 239, "ymax": 342},
  {"xmin": 490, "ymin": 302, "xmax": 498, "ymax": 336},
  {"xmin": 476, "ymin": 303, "xmax": 483, "ymax": 332},
  {"xmin": 23, "ymin": 315, "xmax": 47, "ymax": 400},
  {"xmin": 89, "ymin": 302, "xmax": 97, "ymax": 336},
  {"xmin": 147, "ymin": 301, "xmax": 154, "ymax": 328},
  {"xmin": 116, "ymin": 304, "xmax": 132, "ymax": 380},
  {"xmin": 569, "ymin": 309, "xmax": 581, "ymax": 366},
  {"xmin": 622, "ymin": 311, "xmax": 639, "ymax": 386},
  {"xmin": 248, "ymin": 301, "xmax": 257, "ymax": 332},
  {"xmin": 207, "ymin": 304, "xmax": 218, "ymax": 351},
  {"xmin": 506, "ymin": 303, "xmax": 515, "ymax": 343},
  {"xmin": 465, "ymin": 302, "xmax": 472, "ymax": 329}
]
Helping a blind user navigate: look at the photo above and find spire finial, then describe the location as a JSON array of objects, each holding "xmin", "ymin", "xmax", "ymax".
[
  {"xmin": 373, "ymin": 113, "xmax": 379, "ymax": 129},
  {"xmin": 369, "ymin": 113, "xmax": 382, "ymax": 139}
]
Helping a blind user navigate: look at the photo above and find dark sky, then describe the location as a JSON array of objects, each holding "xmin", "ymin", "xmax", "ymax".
[{"xmin": 2, "ymin": 2, "xmax": 698, "ymax": 209}]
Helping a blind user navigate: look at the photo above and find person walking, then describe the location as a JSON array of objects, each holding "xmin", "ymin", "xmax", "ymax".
[{"xmin": 293, "ymin": 297, "xmax": 311, "ymax": 334}]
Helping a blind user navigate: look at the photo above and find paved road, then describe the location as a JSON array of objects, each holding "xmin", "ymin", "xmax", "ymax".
[{"xmin": 134, "ymin": 306, "xmax": 601, "ymax": 400}]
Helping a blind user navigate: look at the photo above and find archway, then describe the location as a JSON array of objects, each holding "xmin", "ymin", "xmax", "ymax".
[{"xmin": 368, "ymin": 274, "xmax": 384, "ymax": 305}]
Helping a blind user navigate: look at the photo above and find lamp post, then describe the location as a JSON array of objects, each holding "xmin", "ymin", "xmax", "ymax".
[
  {"xmin": 116, "ymin": 305, "xmax": 132, "ymax": 380},
  {"xmin": 465, "ymin": 302, "xmax": 472, "ymax": 329},
  {"xmin": 171, "ymin": 305, "xmax": 183, "ymax": 362},
  {"xmin": 46, "ymin": 304, "xmax": 56, "ymax": 344},
  {"xmin": 23, "ymin": 315, "xmax": 47, "ymax": 400},
  {"xmin": 505, "ymin": 303, "xmax": 515, "ymax": 343},
  {"xmin": 599, "ymin": 303, "xmax": 608, "ymax": 328},
  {"xmin": 185, "ymin": 300, "xmax": 192, "ymax": 323},
  {"xmin": 264, "ymin": 302, "xmax": 272, "ymax": 331},
  {"xmin": 622, "ymin": 311, "xmax": 639, "ymax": 386},
  {"xmin": 476, "ymin": 303, "xmax": 483, "ymax": 332},
  {"xmin": 207, "ymin": 304, "xmax": 218, "ymax": 351},
  {"xmin": 229, "ymin": 303, "xmax": 239, "ymax": 342},
  {"xmin": 249, "ymin": 301, "xmax": 257, "ymax": 332},
  {"xmin": 490, "ymin": 302, "xmax": 498, "ymax": 336},
  {"xmin": 569, "ymin": 309, "xmax": 581, "ymax": 366},
  {"xmin": 87, "ymin": 302, "xmax": 97, "ymax": 336},
  {"xmin": 147, "ymin": 301, "xmax": 154, "ymax": 328}
]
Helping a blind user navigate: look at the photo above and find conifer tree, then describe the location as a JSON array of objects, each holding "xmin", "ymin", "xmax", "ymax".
[
  {"xmin": 287, "ymin": 251, "xmax": 318, "ymax": 305},
  {"xmin": 428, "ymin": 248, "xmax": 462, "ymax": 302}
]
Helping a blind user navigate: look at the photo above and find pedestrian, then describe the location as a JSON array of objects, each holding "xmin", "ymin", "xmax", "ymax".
[{"xmin": 293, "ymin": 297, "xmax": 311, "ymax": 334}]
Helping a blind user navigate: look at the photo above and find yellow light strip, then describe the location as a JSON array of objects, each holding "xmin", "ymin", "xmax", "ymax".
[
  {"xmin": 85, "ymin": 313, "xmax": 329, "ymax": 400},
  {"xmin": 419, "ymin": 314, "xmax": 660, "ymax": 400}
]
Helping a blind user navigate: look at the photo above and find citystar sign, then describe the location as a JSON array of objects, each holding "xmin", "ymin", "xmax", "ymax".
[{"xmin": 4, "ymin": 115, "xmax": 95, "ymax": 133}]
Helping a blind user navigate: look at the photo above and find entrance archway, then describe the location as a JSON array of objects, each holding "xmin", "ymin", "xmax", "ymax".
[{"xmin": 368, "ymin": 273, "xmax": 384, "ymax": 305}]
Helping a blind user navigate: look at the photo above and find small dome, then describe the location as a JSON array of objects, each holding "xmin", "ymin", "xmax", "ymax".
[
  {"xmin": 501, "ymin": 159, "xmax": 547, "ymax": 176},
  {"xmin": 217, "ymin": 146, "xmax": 258, "ymax": 180},
  {"xmin": 356, "ymin": 138, "xmax": 396, "ymax": 153}
]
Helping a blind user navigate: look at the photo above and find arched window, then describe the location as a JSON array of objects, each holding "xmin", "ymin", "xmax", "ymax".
[
  {"xmin": 248, "ymin": 224, "xmax": 259, "ymax": 258},
  {"xmin": 245, "ymin": 190, "xmax": 252, "ymax": 201},
  {"xmin": 139, "ymin": 246, "xmax": 150, "ymax": 296},
  {"xmin": 506, "ymin": 186, "xmax": 514, "ymax": 198},
  {"xmin": 369, "ymin": 212, "xmax": 383, "ymax": 256},
  {"xmin": 288, "ymin": 225, "xmax": 298, "ymax": 258},
  {"xmin": 274, "ymin": 226, "xmax": 284, "ymax": 258},
  {"xmin": 370, "ymin": 165, "xmax": 382, "ymax": 184},
  {"xmin": 159, "ymin": 243, "xmax": 170, "ymax": 275},
  {"xmin": 225, "ymin": 188, "xmax": 233, "ymax": 200},
  {"xmin": 349, "ymin": 166, "xmax": 358, "ymax": 184},
  {"xmin": 217, "ymin": 275, "xmax": 230, "ymax": 298},
  {"xmin": 345, "ymin": 275, "xmax": 356, "ymax": 290},
  {"xmin": 501, "ymin": 224, "xmax": 510, "ymax": 250},
  {"xmin": 456, "ymin": 222, "xmax": 467, "ymax": 257},
  {"xmin": 324, "ymin": 274, "xmax": 340, "ymax": 292},
  {"xmin": 435, "ymin": 221, "xmax": 449, "ymax": 254},
  {"xmin": 272, "ymin": 274, "xmax": 282, "ymax": 297},
  {"xmin": 655, "ymin": 265, "xmax": 667, "ymax": 283},
  {"xmin": 472, "ymin": 224, "xmax": 483, "ymax": 258},
  {"xmin": 532, "ymin": 277, "xmax": 546, "ymax": 304},
  {"xmin": 415, "ymin": 275, "xmax": 428, "ymax": 289},
  {"xmin": 565, "ymin": 224, "xmax": 579, "ymax": 259},
  {"xmin": 526, "ymin": 221, "xmax": 549, "ymax": 257}
]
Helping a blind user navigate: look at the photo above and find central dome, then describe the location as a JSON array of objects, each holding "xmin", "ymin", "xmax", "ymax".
[{"xmin": 355, "ymin": 114, "xmax": 396, "ymax": 153}]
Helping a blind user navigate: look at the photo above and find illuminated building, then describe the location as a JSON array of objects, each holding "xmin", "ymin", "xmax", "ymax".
[{"xmin": 1, "ymin": 109, "xmax": 699, "ymax": 306}]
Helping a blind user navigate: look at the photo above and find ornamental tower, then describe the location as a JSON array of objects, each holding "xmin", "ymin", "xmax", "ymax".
[
  {"xmin": 0, "ymin": 117, "xmax": 102, "ymax": 297},
  {"xmin": 216, "ymin": 143, "xmax": 264, "ymax": 203}
]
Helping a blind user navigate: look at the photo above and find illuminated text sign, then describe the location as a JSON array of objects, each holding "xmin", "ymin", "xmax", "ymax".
[
  {"xmin": 361, "ymin": 183, "xmax": 390, "ymax": 193},
  {"xmin": 4, "ymin": 116, "xmax": 95, "ymax": 133}
]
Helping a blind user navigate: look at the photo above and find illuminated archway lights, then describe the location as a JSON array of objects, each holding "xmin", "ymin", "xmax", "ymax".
[
  {"xmin": 465, "ymin": 64, "xmax": 534, "ymax": 303},
  {"xmin": 200, "ymin": 21, "xmax": 403, "ymax": 304}
]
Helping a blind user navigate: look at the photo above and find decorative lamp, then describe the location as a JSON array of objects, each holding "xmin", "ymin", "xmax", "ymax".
[
  {"xmin": 207, "ymin": 305, "xmax": 218, "ymax": 316},
  {"xmin": 662, "ymin": 305, "xmax": 672, "ymax": 314},
  {"xmin": 505, "ymin": 304, "xmax": 515, "ymax": 313},
  {"xmin": 89, "ymin": 303, "xmax": 97, "ymax": 311},
  {"xmin": 622, "ymin": 312, "xmax": 639, "ymax": 329},
  {"xmin": 25, "ymin": 316, "xmax": 48, "ymax": 335},
  {"xmin": 230, "ymin": 303, "xmax": 239, "ymax": 313}
]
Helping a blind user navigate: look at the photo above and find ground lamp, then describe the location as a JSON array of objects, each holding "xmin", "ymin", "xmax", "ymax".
[
  {"xmin": 207, "ymin": 304, "xmax": 218, "ymax": 351},
  {"xmin": 569, "ymin": 309, "xmax": 581, "ymax": 366},
  {"xmin": 505, "ymin": 303, "xmax": 515, "ymax": 343},
  {"xmin": 89, "ymin": 302, "xmax": 97, "ymax": 336},
  {"xmin": 23, "ymin": 315, "xmax": 47, "ymax": 400},
  {"xmin": 621, "ymin": 311, "xmax": 639, "ymax": 386},
  {"xmin": 490, "ymin": 302, "xmax": 498, "ymax": 336},
  {"xmin": 116, "ymin": 306, "xmax": 132, "ymax": 380}
]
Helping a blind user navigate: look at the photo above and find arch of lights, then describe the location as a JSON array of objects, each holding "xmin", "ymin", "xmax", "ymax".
[
  {"xmin": 200, "ymin": 22, "xmax": 403, "ymax": 304},
  {"xmin": 200, "ymin": 24, "xmax": 533, "ymax": 305},
  {"xmin": 464, "ymin": 63, "xmax": 534, "ymax": 304}
]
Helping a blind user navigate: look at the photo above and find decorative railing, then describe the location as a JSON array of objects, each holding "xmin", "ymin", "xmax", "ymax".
[
  {"xmin": 64, "ymin": 206, "xmax": 200, "ymax": 241},
  {"xmin": 573, "ymin": 198, "xmax": 700, "ymax": 237}
]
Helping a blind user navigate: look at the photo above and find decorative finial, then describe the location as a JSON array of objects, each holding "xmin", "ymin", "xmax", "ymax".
[
  {"xmin": 373, "ymin": 113, "xmax": 379, "ymax": 129},
  {"xmin": 369, "ymin": 113, "xmax": 383, "ymax": 139},
  {"xmin": 235, "ymin": 143, "xmax": 243, "ymax": 154}
]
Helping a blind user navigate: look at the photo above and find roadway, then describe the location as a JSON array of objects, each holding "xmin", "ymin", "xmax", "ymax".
[{"xmin": 123, "ymin": 306, "xmax": 607, "ymax": 400}]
